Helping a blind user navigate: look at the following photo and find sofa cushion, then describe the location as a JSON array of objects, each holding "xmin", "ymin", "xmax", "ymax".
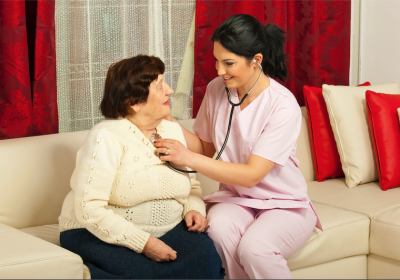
[
  {"xmin": 303, "ymin": 82, "xmax": 370, "ymax": 182},
  {"xmin": 287, "ymin": 202, "xmax": 369, "ymax": 270},
  {"xmin": 322, "ymin": 82, "xmax": 400, "ymax": 188},
  {"xmin": 19, "ymin": 224, "xmax": 91, "ymax": 279},
  {"xmin": 368, "ymin": 254, "xmax": 400, "ymax": 279},
  {"xmin": 370, "ymin": 205, "xmax": 400, "ymax": 262},
  {"xmin": 304, "ymin": 85, "xmax": 344, "ymax": 182},
  {"xmin": 366, "ymin": 90, "xmax": 400, "ymax": 190},
  {"xmin": 291, "ymin": 255, "xmax": 367, "ymax": 279},
  {"xmin": 0, "ymin": 222, "xmax": 83, "ymax": 278},
  {"xmin": 307, "ymin": 178, "xmax": 400, "ymax": 218},
  {"xmin": 19, "ymin": 224, "xmax": 60, "ymax": 246}
]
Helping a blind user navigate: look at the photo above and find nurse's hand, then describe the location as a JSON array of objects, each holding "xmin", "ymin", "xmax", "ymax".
[
  {"xmin": 184, "ymin": 210, "xmax": 208, "ymax": 233},
  {"xmin": 153, "ymin": 139, "xmax": 193, "ymax": 167}
]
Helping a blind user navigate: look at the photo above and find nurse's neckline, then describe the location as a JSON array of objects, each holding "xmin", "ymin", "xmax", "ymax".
[{"xmin": 230, "ymin": 78, "xmax": 272, "ymax": 111}]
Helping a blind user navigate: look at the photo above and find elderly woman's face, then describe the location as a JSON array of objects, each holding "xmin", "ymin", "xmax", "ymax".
[{"xmin": 139, "ymin": 74, "xmax": 174, "ymax": 120}]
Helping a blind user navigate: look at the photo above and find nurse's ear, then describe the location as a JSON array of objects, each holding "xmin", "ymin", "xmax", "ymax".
[{"xmin": 252, "ymin": 54, "xmax": 263, "ymax": 68}]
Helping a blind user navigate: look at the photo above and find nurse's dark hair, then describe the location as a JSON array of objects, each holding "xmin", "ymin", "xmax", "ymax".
[
  {"xmin": 100, "ymin": 55, "xmax": 165, "ymax": 118},
  {"xmin": 211, "ymin": 14, "xmax": 288, "ymax": 81}
]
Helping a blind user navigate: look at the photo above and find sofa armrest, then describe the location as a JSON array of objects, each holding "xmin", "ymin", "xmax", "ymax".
[{"xmin": 0, "ymin": 222, "xmax": 83, "ymax": 279}]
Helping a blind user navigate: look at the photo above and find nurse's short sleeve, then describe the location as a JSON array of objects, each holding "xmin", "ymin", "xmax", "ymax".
[
  {"xmin": 193, "ymin": 89, "xmax": 213, "ymax": 143},
  {"xmin": 252, "ymin": 105, "xmax": 299, "ymax": 166}
]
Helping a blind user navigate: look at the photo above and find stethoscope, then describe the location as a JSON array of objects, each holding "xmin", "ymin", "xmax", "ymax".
[{"xmin": 152, "ymin": 60, "xmax": 263, "ymax": 174}]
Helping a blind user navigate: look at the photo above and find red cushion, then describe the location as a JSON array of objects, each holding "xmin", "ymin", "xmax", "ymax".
[
  {"xmin": 303, "ymin": 82, "xmax": 371, "ymax": 182},
  {"xmin": 366, "ymin": 90, "xmax": 400, "ymax": 190}
]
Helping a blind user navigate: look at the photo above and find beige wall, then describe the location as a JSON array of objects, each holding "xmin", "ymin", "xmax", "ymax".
[{"xmin": 358, "ymin": 0, "xmax": 400, "ymax": 85}]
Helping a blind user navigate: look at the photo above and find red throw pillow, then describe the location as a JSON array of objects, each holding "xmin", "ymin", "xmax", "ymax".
[
  {"xmin": 366, "ymin": 90, "xmax": 400, "ymax": 190},
  {"xmin": 303, "ymin": 82, "xmax": 371, "ymax": 182}
]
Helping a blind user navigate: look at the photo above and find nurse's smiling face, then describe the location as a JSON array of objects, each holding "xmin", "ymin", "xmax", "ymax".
[{"xmin": 213, "ymin": 41, "xmax": 260, "ymax": 95}]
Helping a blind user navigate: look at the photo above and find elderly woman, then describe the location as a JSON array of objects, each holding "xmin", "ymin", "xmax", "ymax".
[{"xmin": 58, "ymin": 55, "xmax": 225, "ymax": 279}]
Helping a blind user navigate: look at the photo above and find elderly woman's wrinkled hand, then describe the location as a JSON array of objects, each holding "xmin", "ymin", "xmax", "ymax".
[
  {"xmin": 142, "ymin": 236, "xmax": 177, "ymax": 262},
  {"xmin": 153, "ymin": 139, "xmax": 193, "ymax": 167},
  {"xmin": 185, "ymin": 210, "xmax": 208, "ymax": 233}
]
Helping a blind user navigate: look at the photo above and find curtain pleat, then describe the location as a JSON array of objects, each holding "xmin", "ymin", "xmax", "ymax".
[
  {"xmin": 193, "ymin": 0, "xmax": 351, "ymax": 117},
  {"xmin": 0, "ymin": 0, "xmax": 57, "ymax": 140}
]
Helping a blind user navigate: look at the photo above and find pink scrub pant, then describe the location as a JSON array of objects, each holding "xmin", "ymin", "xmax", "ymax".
[{"xmin": 206, "ymin": 203, "xmax": 317, "ymax": 279}]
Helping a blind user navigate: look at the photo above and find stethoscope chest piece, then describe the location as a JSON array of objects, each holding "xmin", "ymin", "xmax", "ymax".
[{"xmin": 151, "ymin": 133, "xmax": 162, "ymax": 143}]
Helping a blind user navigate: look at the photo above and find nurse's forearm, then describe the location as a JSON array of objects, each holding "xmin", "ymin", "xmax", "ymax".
[
  {"xmin": 187, "ymin": 152, "xmax": 274, "ymax": 188},
  {"xmin": 178, "ymin": 125, "xmax": 205, "ymax": 155},
  {"xmin": 169, "ymin": 118, "xmax": 204, "ymax": 155}
]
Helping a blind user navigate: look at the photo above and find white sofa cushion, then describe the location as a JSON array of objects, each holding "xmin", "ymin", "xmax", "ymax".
[
  {"xmin": 370, "ymin": 205, "xmax": 400, "ymax": 262},
  {"xmin": 368, "ymin": 254, "xmax": 400, "ymax": 279},
  {"xmin": 0, "ymin": 222, "xmax": 83, "ymax": 279},
  {"xmin": 322, "ymin": 82, "xmax": 400, "ymax": 188},
  {"xmin": 19, "ymin": 224, "xmax": 92, "ymax": 279},
  {"xmin": 287, "ymin": 202, "xmax": 369, "ymax": 270},
  {"xmin": 20, "ymin": 224, "xmax": 60, "ymax": 246},
  {"xmin": 307, "ymin": 178, "xmax": 400, "ymax": 218},
  {"xmin": 292, "ymin": 255, "xmax": 367, "ymax": 279}
]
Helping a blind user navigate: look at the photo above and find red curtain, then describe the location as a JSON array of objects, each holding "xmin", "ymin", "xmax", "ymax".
[
  {"xmin": 0, "ymin": 0, "xmax": 58, "ymax": 140},
  {"xmin": 193, "ymin": 0, "xmax": 351, "ymax": 117}
]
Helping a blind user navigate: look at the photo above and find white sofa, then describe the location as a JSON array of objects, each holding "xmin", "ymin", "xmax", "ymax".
[{"xmin": 1, "ymin": 107, "xmax": 400, "ymax": 279}]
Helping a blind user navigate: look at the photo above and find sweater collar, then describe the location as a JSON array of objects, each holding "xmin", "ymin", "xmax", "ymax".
[{"xmin": 121, "ymin": 118, "xmax": 166, "ymax": 148}]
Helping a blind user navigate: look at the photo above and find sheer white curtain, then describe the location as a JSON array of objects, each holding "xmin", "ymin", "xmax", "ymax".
[{"xmin": 55, "ymin": 0, "xmax": 195, "ymax": 133}]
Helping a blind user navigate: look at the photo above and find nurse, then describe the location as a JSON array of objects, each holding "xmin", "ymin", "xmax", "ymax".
[{"xmin": 154, "ymin": 14, "xmax": 322, "ymax": 279}]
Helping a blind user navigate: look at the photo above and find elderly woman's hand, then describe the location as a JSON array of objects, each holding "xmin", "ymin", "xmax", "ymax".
[
  {"xmin": 142, "ymin": 236, "xmax": 177, "ymax": 262},
  {"xmin": 153, "ymin": 139, "xmax": 193, "ymax": 167},
  {"xmin": 185, "ymin": 210, "xmax": 208, "ymax": 233}
]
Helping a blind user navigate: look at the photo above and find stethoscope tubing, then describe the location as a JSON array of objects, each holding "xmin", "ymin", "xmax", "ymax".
[{"xmin": 167, "ymin": 62, "xmax": 263, "ymax": 174}]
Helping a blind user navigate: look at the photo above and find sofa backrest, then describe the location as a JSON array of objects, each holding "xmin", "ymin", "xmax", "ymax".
[
  {"xmin": 297, "ymin": 107, "xmax": 316, "ymax": 182},
  {"xmin": 0, "ymin": 107, "xmax": 315, "ymax": 229},
  {"xmin": 0, "ymin": 131, "xmax": 89, "ymax": 229}
]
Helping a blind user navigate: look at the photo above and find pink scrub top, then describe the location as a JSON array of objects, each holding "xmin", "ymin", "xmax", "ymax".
[{"xmin": 193, "ymin": 77, "xmax": 322, "ymax": 230}]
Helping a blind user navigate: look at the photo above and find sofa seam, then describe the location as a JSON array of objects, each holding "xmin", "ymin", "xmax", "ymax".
[
  {"xmin": 0, "ymin": 255, "xmax": 82, "ymax": 268},
  {"xmin": 372, "ymin": 204, "xmax": 400, "ymax": 219},
  {"xmin": 0, "ymin": 230, "xmax": 16, "ymax": 234},
  {"xmin": 371, "ymin": 218, "xmax": 400, "ymax": 228},
  {"xmin": 311, "ymin": 200, "xmax": 374, "ymax": 218},
  {"xmin": 308, "ymin": 217, "xmax": 369, "ymax": 242},
  {"xmin": 291, "ymin": 254, "xmax": 367, "ymax": 272}
]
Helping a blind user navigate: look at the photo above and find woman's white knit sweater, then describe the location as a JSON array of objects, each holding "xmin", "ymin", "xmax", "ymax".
[{"xmin": 59, "ymin": 118, "xmax": 206, "ymax": 254}]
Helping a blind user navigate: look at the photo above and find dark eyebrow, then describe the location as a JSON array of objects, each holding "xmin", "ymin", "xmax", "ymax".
[{"xmin": 213, "ymin": 55, "xmax": 235, "ymax": 62}]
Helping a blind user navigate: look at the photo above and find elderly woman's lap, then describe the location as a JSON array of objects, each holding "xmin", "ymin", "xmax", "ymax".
[{"xmin": 60, "ymin": 221, "xmax": 225, "ymax": 279}]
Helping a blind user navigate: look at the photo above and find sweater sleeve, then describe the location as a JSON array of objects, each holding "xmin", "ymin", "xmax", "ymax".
[
  {"xmin": 72, "ymin": 128, "xmax": 150, "ymax": 253},
  {"xmin": 182, "ymin": 172, "xmax": 207, "ymax": 218}
]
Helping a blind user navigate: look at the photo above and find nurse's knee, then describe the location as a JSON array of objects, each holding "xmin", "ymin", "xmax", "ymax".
[
  {"xmin": 207, "ymin": 214, "xmax": 234, "ymax": 244},
  {"xmin": 238, "ymin": 235, "xmax": 282, "ymax": 264}
]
